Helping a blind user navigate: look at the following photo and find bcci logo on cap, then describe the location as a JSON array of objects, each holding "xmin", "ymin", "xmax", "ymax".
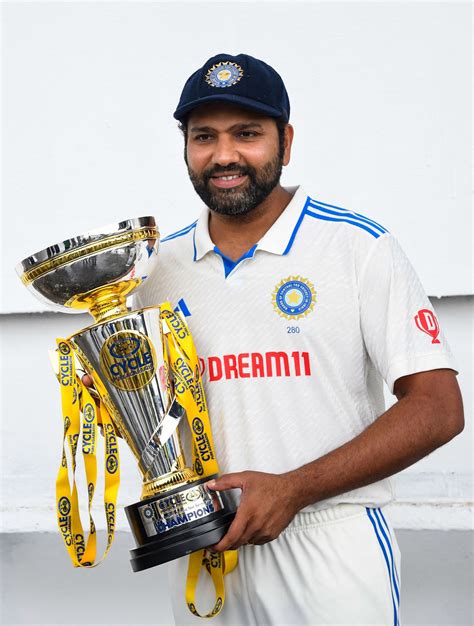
[
  {"xmin": 272, "ymin": 276, "xmax": 316, "ymax": 320},
  {"xmin": 205, "ymin": 62, "xmax": 243, "ymax": 88}
]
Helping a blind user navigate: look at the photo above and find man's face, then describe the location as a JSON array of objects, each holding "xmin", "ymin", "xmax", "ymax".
[{"xmin": 185, "ymin": 103, "xmax": 290, "ymax": 216}]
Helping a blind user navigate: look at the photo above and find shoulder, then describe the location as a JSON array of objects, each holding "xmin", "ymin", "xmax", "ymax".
[
  {"xmin": 161, "ymin": 220, "xmax": 198, "ymax": 244},
  {"xmin": 134, "ymin": 220, "xmax": 197, "ymax": 309},
  {"xmin": 298, "ymin": 192, "xmax": 394, "ymax": 271},
  {"xmin": 293, "ymin": 192, "xmax": 399, "ymax": 281},
  {"xmin": 158, "ymin": 220, "xmax": 198, "ymax": 260},
  {"xmin": 302, "ymin": 193, "xmax": 388, "ymax": 242},
  {"xmin": 160, "ymin": 220, "xmax": 198, "ymax": 246}
]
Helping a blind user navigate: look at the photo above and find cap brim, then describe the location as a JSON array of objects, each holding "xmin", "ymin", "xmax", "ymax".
[{"xmin": 173, "ymin": 94, "xmax": 287, "ymax": 122}]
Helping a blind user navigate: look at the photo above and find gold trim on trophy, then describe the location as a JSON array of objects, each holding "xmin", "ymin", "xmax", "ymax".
[
  {"xmin": 20, "ymin": 226, "xmax": 158, "ymax": 285},
  {"xmin": 67, "ymin": 281, "xmax": 142, "ymax": 322},
  {"xmin": 141, "ymin": 467, "xmax": 197, "ymax": 499}
]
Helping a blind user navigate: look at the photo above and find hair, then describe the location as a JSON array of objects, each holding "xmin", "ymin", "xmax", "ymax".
[{"xmin": 178, "ymin": 115, "xmax": 288, "ymax": 161}]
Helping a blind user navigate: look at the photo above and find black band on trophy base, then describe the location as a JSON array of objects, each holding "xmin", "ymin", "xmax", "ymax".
[
  {"xmin": 128, "ymin": 510, "xmax": 235, "ymax": 572},
  {"xmin": 125, "ymin": 475, "xmax": 236, "ymax": 572}
]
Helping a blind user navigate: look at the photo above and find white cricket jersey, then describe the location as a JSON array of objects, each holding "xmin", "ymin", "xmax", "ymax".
[{"xmin": 136, "ymin": 185, "xmax": 457, "ymax": 511}]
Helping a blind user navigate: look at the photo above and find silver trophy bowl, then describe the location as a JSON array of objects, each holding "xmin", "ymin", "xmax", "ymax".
[
  {"xmin": 16, "ymin": 216, "xmax": 159, "ymax": 317},
  {"xmin": 16, "ymin": 217, "xmax": 235, "ymax": 571}
]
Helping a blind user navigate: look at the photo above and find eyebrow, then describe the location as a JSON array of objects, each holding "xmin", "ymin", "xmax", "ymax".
[{"xmin": 189, "ymin": 122, "xmax": 265, "ymax": 133}]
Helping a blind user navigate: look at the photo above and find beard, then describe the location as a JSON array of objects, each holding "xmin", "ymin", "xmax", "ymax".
[{"xmin": 187, "ymin": 154, "xmax": 283, "ymax": 217}]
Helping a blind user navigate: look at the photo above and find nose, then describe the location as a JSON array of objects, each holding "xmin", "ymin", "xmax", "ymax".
[{"xmin": 211, "ymin": 135, "xmax": 240, "ymax": 167}]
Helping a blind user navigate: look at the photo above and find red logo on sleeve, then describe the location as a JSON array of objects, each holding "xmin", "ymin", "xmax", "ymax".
[{"xmin": 414, "ymin": 309, "xmax": 440, "ymax": 344}]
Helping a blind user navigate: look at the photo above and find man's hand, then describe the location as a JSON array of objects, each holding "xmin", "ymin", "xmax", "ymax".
[
  {"xmin": 82, "ymin": 374, "xmax": 94, "ymax": 388},
  {"xmin": 208, "ymin": 471, "xmax": 301, "ymax": 551},
  {"xmin": 208, "ymin": 370, "xmax": 463, "ymax": 554}
]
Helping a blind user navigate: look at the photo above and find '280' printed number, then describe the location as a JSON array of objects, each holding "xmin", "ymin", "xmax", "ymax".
[{"xmin": 287, "ymin": 326, "xmax": 300, "ymax": 334}]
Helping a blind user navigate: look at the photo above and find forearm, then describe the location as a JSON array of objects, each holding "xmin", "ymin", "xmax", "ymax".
[
  {"xmin": 287, "ymin": 390, "xmax": 463, "ymax": 511},
  {"xmin": 210, "ymin": 371, "xmax": 463, "ymax": 551}
]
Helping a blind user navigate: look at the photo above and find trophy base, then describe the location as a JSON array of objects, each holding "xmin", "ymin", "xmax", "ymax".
[
  {"xmin": 125, "ymin": 475, "xmax": 236, "ymax": 572},
  {"xmin": 128, "ymin": 511, "xmax": 235, "ymax": 572}
]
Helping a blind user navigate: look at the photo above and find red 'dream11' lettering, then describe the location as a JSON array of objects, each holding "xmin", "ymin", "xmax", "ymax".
[
  {"xmin": 201, "ymin": 351, "xmax": 312, "ymax": 381},
  {"xmin": 302, "ymin": 351, "xmax": 311, "ymax": 375}
]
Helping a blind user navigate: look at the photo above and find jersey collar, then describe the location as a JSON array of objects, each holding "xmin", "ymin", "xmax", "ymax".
[{"xmin": 193, "ymin": 185, "xmax": 307, "ymax": 261}]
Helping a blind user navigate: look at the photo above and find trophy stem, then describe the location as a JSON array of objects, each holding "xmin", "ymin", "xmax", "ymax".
[{"xmin": 88, "ymin": 286, "xmax": 129, "ymax": 322}]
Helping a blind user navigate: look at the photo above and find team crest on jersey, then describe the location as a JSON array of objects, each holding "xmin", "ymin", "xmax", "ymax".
[
  {"xmin": 205, "ymin": 62, "xmax": 244, "ymax": 88},
  {"xmin": 272, "ymin": 276, "xmax": 316, "ymax": 320}
]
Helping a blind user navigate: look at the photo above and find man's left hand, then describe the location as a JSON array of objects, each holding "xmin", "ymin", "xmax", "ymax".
[{"xmin": 207, "ymin": 471, "xmax": 301, "ymax": 551}]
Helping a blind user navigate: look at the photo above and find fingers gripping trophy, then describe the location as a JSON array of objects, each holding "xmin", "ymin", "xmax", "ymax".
[{"xmin": 16, "ymin": 217, "xmax": 236, "ymax": 618}]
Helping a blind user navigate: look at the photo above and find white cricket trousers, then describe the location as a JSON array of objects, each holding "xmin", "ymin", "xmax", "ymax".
[{"xmin": 168, "ymin": 504, "xmax": 401, "ymax": 626}]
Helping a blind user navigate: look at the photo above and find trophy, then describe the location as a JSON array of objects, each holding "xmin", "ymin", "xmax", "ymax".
[{"xmin": 16, "ymin": 217, "xmax": 235, "ymax": 573}]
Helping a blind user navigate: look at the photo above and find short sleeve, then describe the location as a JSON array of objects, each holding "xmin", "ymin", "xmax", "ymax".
[{"xmin": 359, "ymin": 234, "xmax": 458, "ymax": 393}]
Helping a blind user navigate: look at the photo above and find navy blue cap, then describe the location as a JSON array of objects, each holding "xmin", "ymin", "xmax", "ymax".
[{"xmin": 173, "ymin": 53, "xmax": 290, "ymax": 123}]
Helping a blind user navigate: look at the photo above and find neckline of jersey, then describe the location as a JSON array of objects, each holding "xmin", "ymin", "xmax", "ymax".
[
  {"xmin": 213, "ymin": 244, "xmax": 258, "ymax": 278},
  {"xmin": 192, "ymin": 185, "xmax": 308, "ymax": 262}
]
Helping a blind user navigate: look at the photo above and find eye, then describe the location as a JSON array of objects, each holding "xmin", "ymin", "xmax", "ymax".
[
  {"xmin": 193, "ymin": 134, "xmax": 213, "ymax": 142},
  {"xmin": 237, "ymin": 131, "xmax": 259, "ymax": 139}
]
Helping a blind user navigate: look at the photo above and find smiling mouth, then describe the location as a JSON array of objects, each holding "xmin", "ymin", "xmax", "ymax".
[{"xmin": 210, "ymin": 173, "xmax": 247, "ymax": 189}]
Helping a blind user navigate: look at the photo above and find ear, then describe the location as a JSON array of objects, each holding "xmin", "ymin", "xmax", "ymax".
[{"xmin": 282, "ymin": 124, "xmax": 294, "ymax": 166}]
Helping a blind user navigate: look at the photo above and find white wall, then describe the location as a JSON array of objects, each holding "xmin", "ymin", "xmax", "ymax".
[{"xmin": 3, "ymin": 1, "xmax": 472, "ymax": 314}]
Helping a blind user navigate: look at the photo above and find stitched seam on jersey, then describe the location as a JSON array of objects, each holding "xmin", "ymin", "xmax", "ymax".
[
  {"xmin": 305, "ymin": 209, "xmax": 382, "ymax": 238},
  {"xmin": 161, "ymin": 221, "xmax": 197, "ymax": 242},
  {"xmin": 358, "ymin": 232, "xmax": 390, "ymax": 295},
  {"xmin": 357, "ymin": 235, "xmax": 389, "ymax": 373},
  {"xmin": 385, "ymin": 352, "xmax": 457, "ymax": 390},
  {"xmin": 307, "ymin": 200, "xmax": 387, "ymax": 234},
  {"xmin": 308, "ymin": 198, "xmax": 388, "ymax": 233},
  {"xmin": 389, "ymin": 349, "xmax": 451, "ymax": 362},
  {"xmin": 386, "ymin": 350, "xmax": 454, "ymax": 373}
]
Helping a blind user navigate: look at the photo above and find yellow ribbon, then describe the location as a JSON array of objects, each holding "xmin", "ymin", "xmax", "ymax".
[
  {"xmin": 54, "ymin": 302, "xmax": 236, "ymax": 617},
  {"xmin": 160, "ymin": 303, "xmax": 238, "ymax": 619},
  {"xmin": 55, "ymin": 338, "xmax": 120, "ymax": 567}
]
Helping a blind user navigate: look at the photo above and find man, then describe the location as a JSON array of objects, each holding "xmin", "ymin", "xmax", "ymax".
[{"xmin": 136, "ymin": 53, "xmax": 464, "ymax": 625}]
